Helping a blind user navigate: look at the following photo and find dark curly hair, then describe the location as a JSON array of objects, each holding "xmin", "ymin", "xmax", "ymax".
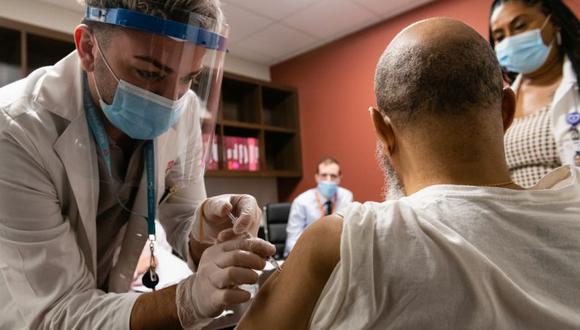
[{"xmin": 488, "ymin": 0, "xmax": 580, "ymax": 83}]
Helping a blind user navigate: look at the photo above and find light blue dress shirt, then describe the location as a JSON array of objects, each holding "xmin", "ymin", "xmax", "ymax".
[{"xmin": 284, "ymin": 187, "xmax": 353, "ymax": 256}]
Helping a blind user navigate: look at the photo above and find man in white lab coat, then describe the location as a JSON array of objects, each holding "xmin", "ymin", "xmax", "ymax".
[{"xmin": 0, "ymin": 1, "xmax": 275, "ymax": 329}]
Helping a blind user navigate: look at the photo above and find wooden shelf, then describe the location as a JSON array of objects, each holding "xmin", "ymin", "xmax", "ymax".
[
  {"xmin": 0, "ymin": 18, "xmax": 75, "ymax": 86},
  {"xmin": 205, "ymin": 170, "xmax": 264, "ymax": 177},
  {"xmin": 213, "ymin": 73, "xmax": 303, "ymax": 185},
  {"xmin": 205, "ymin": 169, "xmax": 302, "ymax": 178},
  {"xmin": 265, "ymin": 170, "xmax": 302, "ymax": 178},
  {"xmin": 261, "ymin": 86, "xmax": 298, "ymax": 129},
  {"xmin": 0, "ymin": 26, "xmax": 22, "ymax": 86},
  {"xmin": 221, "ymin": 77, "xmax": 261, "ymax": 124},
  {"xmin": 263, "ymin": 125, "xmax": 297, "ymax": 134},
  {"xmin": 221, "ymin": 121, "xmax": 298, "ymax": 134},
  {"xmin": 26, "ymin": 33, "xmax": 75, "ymax": 74},
  {"xmin": 264, "ymin": 131, "xmax": 301, "ymax": 172},
  {"xmin": 222, "ymin": 120, "xmax": 263, "ymax": 130}
]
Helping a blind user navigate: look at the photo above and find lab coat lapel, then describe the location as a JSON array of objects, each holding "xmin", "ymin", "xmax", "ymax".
[
  {"xmin": 53, "ymin": 114, "xmax": 99, "ymax": 275},
  {"xmin": 552, "ymin": 57, "xmax": 576, "ymax": 109}
]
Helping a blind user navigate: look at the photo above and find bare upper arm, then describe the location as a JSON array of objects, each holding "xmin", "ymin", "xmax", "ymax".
[{"xmin": 237, "ymin": 215, "xmax": 342, "ymax": 330}]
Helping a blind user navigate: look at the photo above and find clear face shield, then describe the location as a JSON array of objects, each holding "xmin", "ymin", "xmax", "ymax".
[{"xmin": 81, "ymin": 6, "xmax": 228, "ymax": 232}]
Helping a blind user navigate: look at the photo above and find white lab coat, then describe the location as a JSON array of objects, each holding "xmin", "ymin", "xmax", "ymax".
[
  {"xmin": 0, "ymin": 52, "xmax": 206, "ymax": 329},
  {"xmin": 511, "ymin": 56, "xmax": 579, "ymax": 165}
]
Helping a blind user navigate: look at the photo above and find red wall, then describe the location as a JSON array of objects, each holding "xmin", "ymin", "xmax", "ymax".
[{"xmin": 271, "ymin": 0, "xmax": 580, "ymax": 202}]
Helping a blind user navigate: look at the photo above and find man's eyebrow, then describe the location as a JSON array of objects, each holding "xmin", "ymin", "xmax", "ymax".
[{"xmin": 133, "ymin": 55, "xmax": 174, "ymax": 74}]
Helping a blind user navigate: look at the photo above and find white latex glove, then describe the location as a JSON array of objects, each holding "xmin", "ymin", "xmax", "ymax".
[
  {"xmin": 190, "ymin": 194, "xmax": 261, "ymax": 244},
  {"xmin": 175, "ymin": 235, "xmax": 275, "ymax": 329}
]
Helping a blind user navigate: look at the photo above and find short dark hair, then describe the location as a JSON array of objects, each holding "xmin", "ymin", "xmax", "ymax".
[
  {"xmin": 374, "ymin": 24, "xmax": 504, "ymax": 126},
  {"xmin": 488, "ymin": 0, "xmax": 580, "ymax": 83},
  {"xmin": 316, "ymin": 157, "xmax": 341, "ymax": 174}
]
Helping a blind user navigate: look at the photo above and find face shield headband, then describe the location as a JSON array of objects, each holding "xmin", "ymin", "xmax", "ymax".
[{"xmin": 84, "ymin": 6, "xmax": 227, "ymax": 51}]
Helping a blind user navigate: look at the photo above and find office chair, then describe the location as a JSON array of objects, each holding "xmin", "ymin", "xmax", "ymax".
[{"xmin": 263, "ymin": 202, "xmax": 292, "ymax": 260}]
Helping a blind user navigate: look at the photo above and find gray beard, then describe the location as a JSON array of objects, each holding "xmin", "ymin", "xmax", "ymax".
[{"xmin": 376, "ymin": 142, "xmax": 406, "ymax": 201}]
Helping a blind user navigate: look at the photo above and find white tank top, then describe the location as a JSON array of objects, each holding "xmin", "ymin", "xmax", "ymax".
[{"xmin": 310, "ymin": 166, "xmax": 580, "ymax": 329}]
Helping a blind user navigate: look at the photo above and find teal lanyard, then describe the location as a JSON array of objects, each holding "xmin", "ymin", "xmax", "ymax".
[{"xmin": 82, "ymin": 74, "xmax": 156, "ymax": 238}]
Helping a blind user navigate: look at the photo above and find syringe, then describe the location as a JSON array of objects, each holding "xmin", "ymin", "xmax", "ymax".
[{"xmin": 227, "ymin": 212, "xmax": 282, "ymax": 271}]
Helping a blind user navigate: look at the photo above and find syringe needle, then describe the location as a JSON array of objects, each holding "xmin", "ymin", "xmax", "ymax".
[
  {"xmin": 227, "ymin": 212, "xmax": 237, "ymax": 223},
  {"xmin": 267, "ymin": 256, "xmax": 282, "ymax": 270},
  {"xmin": 228, "ymin": 212, "xmax": 281, "ymax": 271}
]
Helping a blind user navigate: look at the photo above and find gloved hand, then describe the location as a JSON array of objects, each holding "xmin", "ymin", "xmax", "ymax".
[
  {"xmin": 190, "ymin": 194, "xmax": 261, "ymax": 244},
  {"xmin": 175, "ymin": 235, "xmax": 276, "ymax": 329}
]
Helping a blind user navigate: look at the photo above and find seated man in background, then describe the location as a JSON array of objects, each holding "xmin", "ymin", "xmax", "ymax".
[
  {"xmin": 284, "ymin": 157, "xmax": 353, "ymax": 256},
  {"xmin": 238, "ymin": 17, "xmax": 580, "ymax": 329}
]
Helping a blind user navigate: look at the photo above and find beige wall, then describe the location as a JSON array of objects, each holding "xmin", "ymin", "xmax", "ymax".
[{"xmin": 0, "ymin": 0, "xmax": 81, "ymax": 35}]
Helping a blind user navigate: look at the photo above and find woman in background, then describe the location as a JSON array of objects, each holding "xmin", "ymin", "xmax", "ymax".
[{"xmin": 489, "ymin": 0, "xmax": 580, "ymax": 187}]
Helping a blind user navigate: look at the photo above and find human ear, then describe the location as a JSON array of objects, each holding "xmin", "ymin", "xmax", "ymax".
[
  {"xmin": 501, "ymin": 87, "xmax": 516, "ymax": 132},
  {"xmin": 369, "ymin": 107, "xmax": 396, "ymax": 156},
  {"xmin": 74, "ymin": 24, "xmax": 96, "ymax": 72}
]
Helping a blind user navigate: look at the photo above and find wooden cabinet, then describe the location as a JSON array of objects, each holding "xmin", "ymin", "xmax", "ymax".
[
  {"xmin": 0, "ymin": 18, "xmax": 75, "ymax": 87},
  {"xmin": 26, "ymin": 33, "xmax": 75, "ymax": 74},
  {"xmin": 0, "ymin": 26, "xmax": 22, "ymax": 86},
  {"xmin": 207, "ymin": 72, "xmax": 303, "ymax": 180}
]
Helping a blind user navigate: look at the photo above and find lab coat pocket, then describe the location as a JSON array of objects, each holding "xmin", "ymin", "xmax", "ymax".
[
  {"xmin": 0, "ymin": 221, "xmax": 72, "ymax": 313},
  {"xmin": 0, "ymin": 220, "xmax": 86, "ymax": 312},
  {"xmin": 0, "ymin": 220, "xmax": 74, "ymax": 280},
  {"xmin": 0, "ymin": 219, "xmax": 70, "ymax": 245}
]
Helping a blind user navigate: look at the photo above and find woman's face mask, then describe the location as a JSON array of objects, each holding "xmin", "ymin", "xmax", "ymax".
[
  {"xmin": 494, "ymin": 15, "xmax": 554, "ymax": 74},
  {"xmin": 93, "ymin": 38, "xmax": 189, "ymax": 140}
]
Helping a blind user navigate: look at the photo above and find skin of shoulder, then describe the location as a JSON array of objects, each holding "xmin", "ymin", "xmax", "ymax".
[{"xmin": 237, "ymin": 215, "xmax": 343, "ymax": 330}]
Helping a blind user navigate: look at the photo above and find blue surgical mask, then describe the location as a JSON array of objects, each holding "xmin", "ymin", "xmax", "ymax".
[
  {"xmin": 318, "ymin": 181, "xmax": 338, "ymax": 198},
  {"xmin": 494, "ymin": 16, "xmax": 553, "ymax": 74},
  {"xmin": 93, "ymin": 38, "xmax": 188, "ymax": 140},
  {"xmin": 97, "ymin": 80, "xmax": 188, "ymax": 140}
]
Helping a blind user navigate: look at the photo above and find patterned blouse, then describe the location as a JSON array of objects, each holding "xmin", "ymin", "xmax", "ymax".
[{"xmin": 505, "ymin": 105, "xmax": 561, "ymax": 188}]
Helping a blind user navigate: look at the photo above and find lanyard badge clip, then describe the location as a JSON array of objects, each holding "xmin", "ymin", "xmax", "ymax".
[
  {"xmin": 141, "ymin": 142, "xmax": 160, "ymax": 290},
  {"xmin": 142, "ymin": 235, "xmax": 159, "ymax": 290},
  {"xmin": 567, "ymin": 83, "xmax": 580, "ymax": 135}
]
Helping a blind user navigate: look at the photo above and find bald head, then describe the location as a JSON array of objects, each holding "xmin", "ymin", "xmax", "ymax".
[{"xmin": 374, "ymin": 18, "xmax": 504, "ymax": 127}]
